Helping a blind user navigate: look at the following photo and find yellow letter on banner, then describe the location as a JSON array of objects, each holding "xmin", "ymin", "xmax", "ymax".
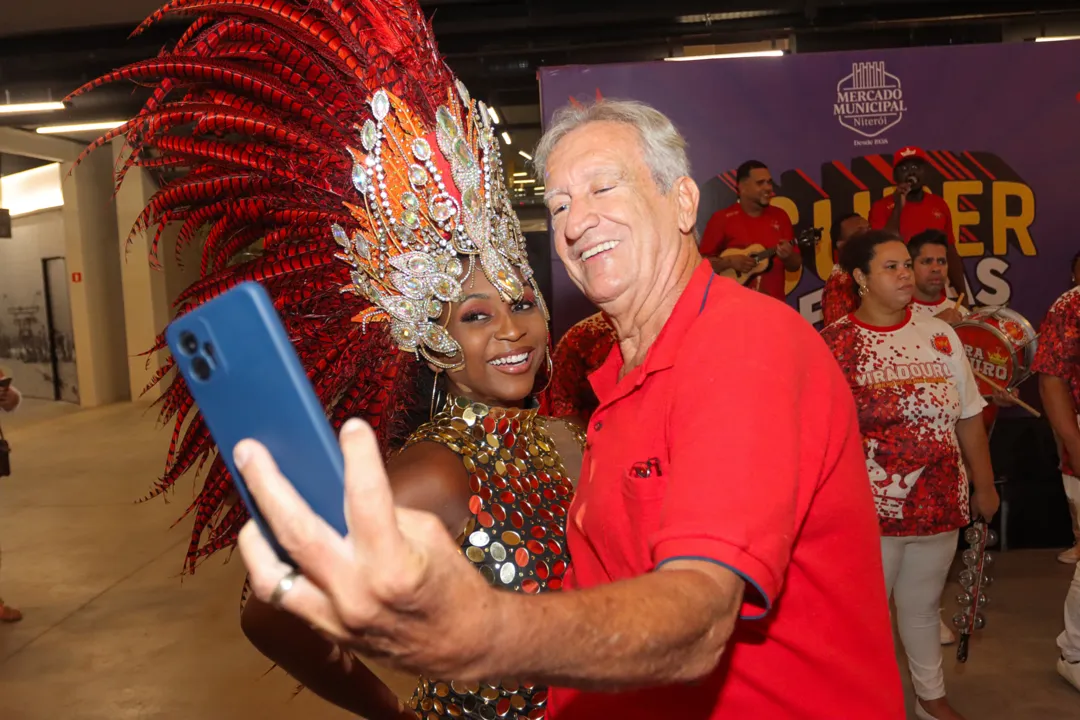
[
  {"xmin": 992, "ymin": 182, "xmax": 1036, "ymax": 256},
  {"xmin": 943, "ymin": 180, "xmax": 984, "ymax": 257}
]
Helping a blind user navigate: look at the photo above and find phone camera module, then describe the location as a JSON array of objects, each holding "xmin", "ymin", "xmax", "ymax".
[
  {"xmin": 179, "ymin": 331, "xmax": 200, "ymax": 355},
  {"xmin": 191, "ymin": 356, "xmax": 213, "ymax": 381}
]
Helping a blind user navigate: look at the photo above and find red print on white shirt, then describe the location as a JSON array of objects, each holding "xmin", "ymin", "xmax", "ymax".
[{"xmin": 822, "ymin": 311, "xmax": 986, "ymax": 535}]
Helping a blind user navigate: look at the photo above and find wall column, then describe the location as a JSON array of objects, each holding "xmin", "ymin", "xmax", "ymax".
[
  {"xmin": 111, "ymin": 140, "xmax": 176, "ymax": 402},
  {"xmin": 60, "ymin": 144, "xmax": 129, "ymax": 407}
]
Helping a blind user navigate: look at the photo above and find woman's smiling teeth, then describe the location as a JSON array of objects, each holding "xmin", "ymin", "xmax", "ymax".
[
  {"xmin": 581, "ymin": 240, "xmax": 618, "ymax": 261},
  {"xmin": 489, "ymin": 352, "xmax": 530, "ymax": 367}
]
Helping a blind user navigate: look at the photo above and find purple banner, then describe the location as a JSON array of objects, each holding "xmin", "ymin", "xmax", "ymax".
[{"xmin": 539, "ymin": 42, "xmax": 1080, "ymax": 340}]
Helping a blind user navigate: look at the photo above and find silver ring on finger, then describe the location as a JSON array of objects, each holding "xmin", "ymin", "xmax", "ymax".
[{"xmin": 269, "ymin": 568, "xmax": 301, "ymax": 609}]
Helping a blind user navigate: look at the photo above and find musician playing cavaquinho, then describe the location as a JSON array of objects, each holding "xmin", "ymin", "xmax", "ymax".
[{"xmin": 700, "ymin": 160, "xmax": 801, "ymax": 300}]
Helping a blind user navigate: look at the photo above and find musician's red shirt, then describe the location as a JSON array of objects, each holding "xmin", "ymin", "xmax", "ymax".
[
  {"xmin": 821, "ymin": 263, "xmax": 857, "ymax": 326},
  {"xmin": 699, "ymin": 202, "xmax": 793, "ymax": 299},
  {"xmin": 549, "ymin": 262, "xmax": 904, "ymax": 720},
  {"xmin": 1033, "ymin": 286, "xmax": 1080, "ymax": 475},
  {"xmin": 869, "ymin": 192, "xmax": 955, "ymax": 244}
]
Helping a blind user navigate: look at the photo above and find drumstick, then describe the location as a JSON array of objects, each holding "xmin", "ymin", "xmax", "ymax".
[
  {"xmin": 953, "ymin": 293, "xmax": 965, "ymax": 310},
  {"xmin": 1016, "ymin": 332, "xmax": 1040, "ymax": 351},
  {"xmin": 970, "ymin": 369, "xmax": 1041, "ymax": 417}
]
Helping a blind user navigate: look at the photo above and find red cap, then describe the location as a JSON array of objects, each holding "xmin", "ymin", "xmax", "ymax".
[{"xmin": 892, "ymin": 146, "xmax": 930, "ymax": 166}]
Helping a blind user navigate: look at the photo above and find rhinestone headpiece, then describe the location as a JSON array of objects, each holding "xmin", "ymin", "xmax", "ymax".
[{"xmin": 334, "ymin": 81, "xmax": 546, "ymax": 368}]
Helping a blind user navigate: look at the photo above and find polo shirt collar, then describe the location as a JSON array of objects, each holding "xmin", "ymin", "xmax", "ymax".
[{"xmin": 590, "ymin": 259, "xmax": 715, "ymax": 405}]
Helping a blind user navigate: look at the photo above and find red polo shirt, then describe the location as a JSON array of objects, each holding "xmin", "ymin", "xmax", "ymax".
[
  {"xmin": 869, "ymin": 192, "xmax": 955, "ymax": 244},
  {"xmin": 700, "ymin": 202, "xmax": 793, "ymax": 300},
  {"xmin": 548, "ymin": 261, "xmax": 904, "ymax": 720}
]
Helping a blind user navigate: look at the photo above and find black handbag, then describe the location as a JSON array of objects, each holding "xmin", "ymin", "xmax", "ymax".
[{"xmin": 0, "ymin": 420, "xmax": 9, "ymax": 478}]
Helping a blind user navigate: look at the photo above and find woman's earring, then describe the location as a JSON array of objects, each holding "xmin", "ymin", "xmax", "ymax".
[
  {"xmin": 534, "ymin": 347, "xmax": 554, "ymax": 396},
  {"xmin": 858, "ymin": 284, "xmax": 868, "ymax": 297},
  {"xmin": 430, "ymin": 369, "xmax": 443, "ymax": 421}
]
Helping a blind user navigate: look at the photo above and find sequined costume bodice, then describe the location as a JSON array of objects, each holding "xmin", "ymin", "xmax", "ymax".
[{"xmin": 402, "ymin": 396, "xmax": 577, "ymax": 720}]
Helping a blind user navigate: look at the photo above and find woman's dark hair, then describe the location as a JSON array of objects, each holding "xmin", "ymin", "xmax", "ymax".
[
  {"xmin": 839, "ymin": 229, "xmax": 905, "ymax": 298},
  {"xmin": 830, "ymin": 212, "xmax": 863, "ymax": 245}
]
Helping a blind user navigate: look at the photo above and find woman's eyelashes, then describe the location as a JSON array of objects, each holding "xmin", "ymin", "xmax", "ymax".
[
  {"xmin": 459, "ymin": 307, "xmax": 491, "ymax": 323},
  {"xmin": 460, "ymin": 299, "xmax": 535, "ymax": 323}
]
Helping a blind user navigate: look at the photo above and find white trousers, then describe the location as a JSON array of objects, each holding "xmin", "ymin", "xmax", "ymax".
[
  {"xmin": 881, "ymin": 530, "xmax": 959, "ymax": 701},
  {"xmin": 1061, "ymin": 476, "xmax": 1080, "ymax": 660},
  {"xmin": 1065, "ymin": 474, "xmax": 1080, "ymax": 544}
]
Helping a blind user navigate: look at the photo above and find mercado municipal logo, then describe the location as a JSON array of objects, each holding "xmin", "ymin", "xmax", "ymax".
[{"xmin": 834, "ymin": 61, "xmax": 906, "ymax": 138}]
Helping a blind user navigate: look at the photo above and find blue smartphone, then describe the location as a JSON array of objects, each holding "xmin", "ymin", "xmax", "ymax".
[{"xmin": 165, "ymin": 282, "xmax": 347, "ymax": 566}]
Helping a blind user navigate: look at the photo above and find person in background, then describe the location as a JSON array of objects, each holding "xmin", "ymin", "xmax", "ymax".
[
  {"xmin": 908, "ymin": 230, "xmax": 966, "ymax": 325},
  {"xmin": 235, "ymin": 99, "xmax": 906, "ymax": 720},
  {"xmin": 906, "ymin": 228, "xmax": 1017, "ymax": 643},
  {"xmin": 0, "ymin": 371, "xmax": 23, "ymax": 622},
  {"xmin": 700, "ymin": 160, "xmax": 801, "ymax": 300},
  {"xmin": 822, "ymin": 230, "xmax": 998, "ymax": 720},
  {"xmin": 1041, "ymin": 258, "xmax": 1080, "ymax": 565},
  {"xmin": 1033, "ymin": 283, "xmax": 1080, "ymax": 689},
  {"xmin": 1062, "ymin": 250, "xmax": 1080, "ymax": 565},
  {"xmin": 869, "ymin": 147, "xmax": 967, "ymax": 295},
  {"xmin": 1054, "ymin": 250, "xmax": 1080, "ymax": 566},
  {"xmin": 549, "ymin": 311, "xmax": 618, "ymax": 425},
  {"xmin": 821, "ymin": 212, "xmax": 869, "ymax": 325}
]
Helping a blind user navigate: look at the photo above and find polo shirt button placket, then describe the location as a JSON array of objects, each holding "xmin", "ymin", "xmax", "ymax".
[{"xmin": 593, "ymin": 421, "xmax": 602, "ymax": 432}]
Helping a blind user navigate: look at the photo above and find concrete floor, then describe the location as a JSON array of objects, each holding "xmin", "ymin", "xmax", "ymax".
[{"xmin": 1, "ymin": 399, "xmax": 1079, "ymax": 719}]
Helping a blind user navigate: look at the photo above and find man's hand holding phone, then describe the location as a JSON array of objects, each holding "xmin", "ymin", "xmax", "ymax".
[{"xmin": 235, "ymin": 419, "xmax": 496, "ymax": 680}]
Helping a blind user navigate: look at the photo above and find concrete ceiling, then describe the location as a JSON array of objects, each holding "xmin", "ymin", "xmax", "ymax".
[
  {"xmin": 3, "ymin": 0, "xmax": 1080, "ymax": 189},
  {"xmin": 0, "ymin": 0, "xmax": 163, "ymax": 38}
]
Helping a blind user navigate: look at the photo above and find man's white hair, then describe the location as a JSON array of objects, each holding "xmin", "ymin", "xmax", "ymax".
[{"xmin": 532, "ymin": 99, "xmax": 691, "ymax": 193}]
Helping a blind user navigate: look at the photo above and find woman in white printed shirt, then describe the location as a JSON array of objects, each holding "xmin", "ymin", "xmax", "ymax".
[{"xmin": 821, "ymin": 229, "xmax": 998, "ymax": 720}]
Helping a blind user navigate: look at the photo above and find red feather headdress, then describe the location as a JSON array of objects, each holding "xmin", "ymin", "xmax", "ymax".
[{"xmin": 69, "ymin": 0, "xmax": 544, "ymax": 574}]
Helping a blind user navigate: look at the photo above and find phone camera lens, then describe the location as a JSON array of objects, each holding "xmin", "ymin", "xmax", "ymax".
[
  {"xmin": 191, "ymin": 356, "xmax": 212, "ymax": 381},
  {"xmin": 179, "ymin": 331, "xmax": 200, "ymax": 355}
]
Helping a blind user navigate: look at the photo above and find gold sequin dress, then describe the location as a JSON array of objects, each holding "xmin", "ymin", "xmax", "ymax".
[{"xmin": 403, "ymin": 396, "xmax": 577, "ymax": 720}]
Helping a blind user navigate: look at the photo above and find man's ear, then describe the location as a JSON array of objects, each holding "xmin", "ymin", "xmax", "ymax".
[{"xmin": 673, "ymin": 176, "xmax": 700, "ymax": 236}]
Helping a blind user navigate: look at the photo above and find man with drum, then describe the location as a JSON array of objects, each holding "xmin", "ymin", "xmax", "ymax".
[
  {"xmin": 908, "ymin": 230, "xmax": 1028, "ymax": 645},
  {"xmin": 909, "ymin": 230, "xmax": 1024, "ymax": 412},
  {"xmin": 909, "ymin": 231, "xmax": 967, "ymax": 325},
  {"xmin": 1033, "ymin": 284, "xmax": 1080, "ymax": 691}
]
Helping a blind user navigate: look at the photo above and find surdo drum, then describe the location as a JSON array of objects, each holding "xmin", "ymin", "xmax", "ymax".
[{"xmin": 953, "ymin": 307, "xmax": 1038, "ymax": 396}]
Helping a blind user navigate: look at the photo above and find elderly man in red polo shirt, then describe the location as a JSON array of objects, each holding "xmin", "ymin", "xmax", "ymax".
[
  {"xmin": 233, "ymin": 100, "xmax": 905, "ymax": 720},
  {"xmin": 869, "ymin": 146, "xmax": 967, "ymax": 293}
]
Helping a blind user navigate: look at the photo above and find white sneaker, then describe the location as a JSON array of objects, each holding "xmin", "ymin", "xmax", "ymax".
[
  {"xmin": 939, "ymin": 614, "xmax": 956, "ymax": 645},
  {"xmin": 1058, "ymin": 545, "xmax": 1080, "ymax": 564},
  {"xmin": 1058, "ymin": 656, "xmax": 1080, "ymax": 692}
]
